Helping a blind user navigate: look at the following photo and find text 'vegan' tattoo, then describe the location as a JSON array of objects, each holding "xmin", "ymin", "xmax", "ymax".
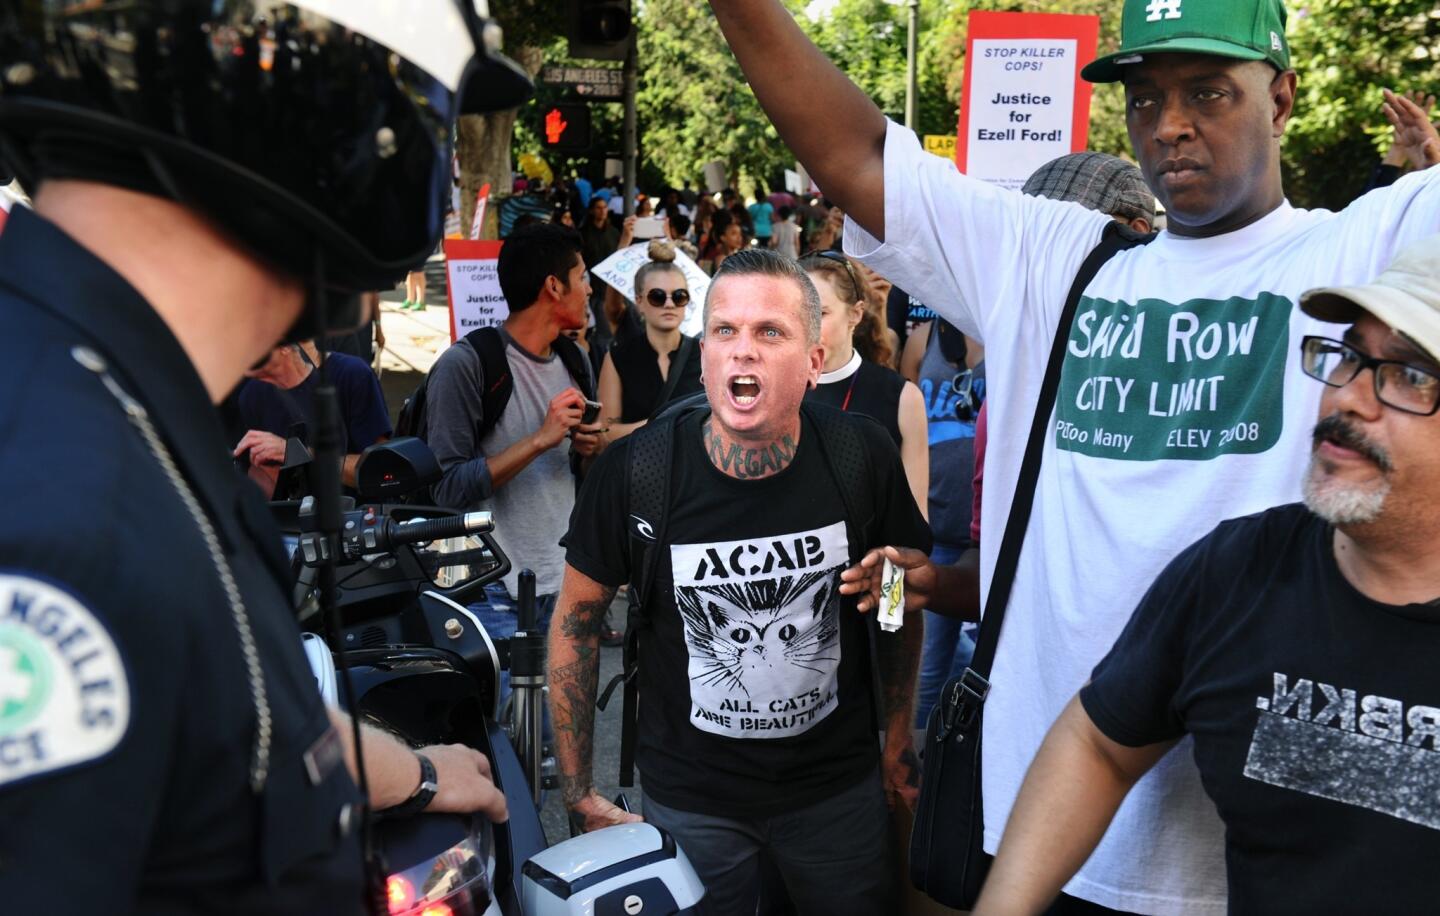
[{"xmin": 702, "ymin": 419, "xmax": 798, "ymax": 480}]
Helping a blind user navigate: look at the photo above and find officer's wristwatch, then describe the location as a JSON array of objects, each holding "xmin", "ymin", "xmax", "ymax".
[{"xmin": 383, "ymin": 752, "xmax": 438, "ymax": 817}]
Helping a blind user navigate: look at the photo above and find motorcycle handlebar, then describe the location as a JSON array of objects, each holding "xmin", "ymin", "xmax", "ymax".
[{"xmin": 382, "ymin": 511, "xmax": 493, "ymax": 549}]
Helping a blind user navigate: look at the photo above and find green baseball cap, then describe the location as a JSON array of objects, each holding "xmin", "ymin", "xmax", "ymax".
[{"xmin": 1082, "ymin": 0, "xmax": 1290, "ymax": 84}]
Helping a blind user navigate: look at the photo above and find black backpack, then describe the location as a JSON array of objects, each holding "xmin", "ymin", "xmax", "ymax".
[
  {"xmin": 597, "ymin": 393, "xmax": 889, "ymax": 787},
  {"xmin": 395, "ymin": 325, "xmax": 595, "ymax": 444}
]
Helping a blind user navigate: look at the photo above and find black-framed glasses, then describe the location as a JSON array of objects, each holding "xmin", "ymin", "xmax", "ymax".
[
  {"xmin": 802, "ymin": 249, "xmax": 863, "ymax": 302},
  {"xmin": 1299, "ymin": 335, "xmax": 1440, "ymax": 416},
  {"xmin": 645, "ymin": 288, "xmax": 691, "ymax": 308}
]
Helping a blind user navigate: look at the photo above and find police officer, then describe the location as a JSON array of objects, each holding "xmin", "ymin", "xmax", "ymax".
[{"xmin": 0, "ymin": 3, "xmax": 530, "ymax": 910}]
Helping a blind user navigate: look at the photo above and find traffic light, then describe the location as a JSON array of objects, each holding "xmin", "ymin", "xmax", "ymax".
[
  {"xmin": 538, "ymin": 103, "xmax": 592, "ymax": 152},
  {"xmin": 568, "ymin": 0, "xmax": 632, "ymax": 62}
]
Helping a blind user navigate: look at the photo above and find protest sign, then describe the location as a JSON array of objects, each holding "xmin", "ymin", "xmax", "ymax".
[
  {"xmin": 593, "ymin": 243, "xmax": 710, "ymax": 338},
  {"xmin": 443, "ymin": 239, "xmax": 505, "ymax": 342},
  {"xmin": 469, "ymin": 182, "xmax": 491, "ymax": 240},
  {"xmin": 957, "ymin": 11, "xmax": 1099, "ymax": 189}
]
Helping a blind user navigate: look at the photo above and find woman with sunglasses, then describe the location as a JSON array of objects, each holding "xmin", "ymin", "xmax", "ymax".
[
  {"xmin": 801, "ymin": 251, "xmax": 929, "ymax": 517},
  {"xmin": 596, "ymin": 240, "xmax": 704, "ymax": 442}
]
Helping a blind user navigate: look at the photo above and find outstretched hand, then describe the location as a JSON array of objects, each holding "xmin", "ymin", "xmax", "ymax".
[
  {"xmin": 839, "ymin": 545, "xmax": 934, "ymax": 614},
  {"xmin": 1383, "ymin": 89, "xmax": 1440, "ymax": 170}
]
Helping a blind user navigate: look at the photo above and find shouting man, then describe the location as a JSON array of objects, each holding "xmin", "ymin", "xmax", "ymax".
[{"xmin": 548, "ymin": 249, "xmax": 931, "ymax": 915}]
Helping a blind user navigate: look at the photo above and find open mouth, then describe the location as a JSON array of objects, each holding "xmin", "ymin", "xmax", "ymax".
[
  {"xmin": 1313, "ymin": 417, "xmax": 1391, "ymax": 471},
  {"xmin": 730, "ymin": 375, "xmax": 760, "ymax": 405}
]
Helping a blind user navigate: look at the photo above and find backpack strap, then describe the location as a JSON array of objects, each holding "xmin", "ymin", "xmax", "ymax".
[
  {"xmin": 552, "ymin": 334, "xmax": 597, "ymax": 401},
  {"xmin": 465, "ymin": 326, "xmax": 513, "ymax": 443},
  {"xmin": 597, "ymin": 394, "xmax": 706, "ymax": 787},
  {"xmin": 798, "ymin": 401, "xmax": 885, "ymax": 733}
]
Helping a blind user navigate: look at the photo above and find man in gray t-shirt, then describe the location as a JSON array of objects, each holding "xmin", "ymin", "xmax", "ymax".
[{"xmin": 425, "ymin": 223, "xmax": 605, "ymax": 674}]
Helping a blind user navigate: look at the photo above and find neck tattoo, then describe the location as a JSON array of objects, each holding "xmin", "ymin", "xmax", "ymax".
[{"xmin": 702, "ymin": 419, "xmax": 798, "ymax": 480}]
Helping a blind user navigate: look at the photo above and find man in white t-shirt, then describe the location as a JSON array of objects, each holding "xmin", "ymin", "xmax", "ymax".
[{"xmin": 710, "ymin": 0, "xmax": 1440, "ymax": 912}]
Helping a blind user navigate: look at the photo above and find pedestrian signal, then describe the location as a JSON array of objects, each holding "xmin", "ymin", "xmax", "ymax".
[{"xmin": 538, "ymin": 103, "xmax": 591, "ymax": 152}]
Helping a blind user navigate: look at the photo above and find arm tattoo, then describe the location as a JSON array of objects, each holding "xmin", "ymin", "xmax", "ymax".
[
  {"xmin": 549, "ymin": 593, "xmax": 616, "ymax": 807},
  {"xmin": 876, "ymin": 615, "xmax": 923, "ymax": 730},
  {"xmin": 702, "ymin": 419, "xmax": 798, "ymax": 480}
]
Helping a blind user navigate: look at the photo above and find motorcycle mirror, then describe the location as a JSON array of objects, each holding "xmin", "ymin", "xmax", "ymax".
[{"xmin": 355, "ymin": 437, "xmax": 443, "ymax": 503}]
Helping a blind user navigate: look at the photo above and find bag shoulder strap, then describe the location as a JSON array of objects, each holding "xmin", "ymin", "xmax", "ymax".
[
  {"xmin": 968, "ymin": 223, "xmax": 1154, "ymax": 681},
  {"xmin": 651, "ymin": 334, "xmax": 697, "ymax": 417},
  {"xmin": 552, "ymin": 334, "xmax": 597, "ymax": 401},
  {"xmin": 603, "ymin": 396, "xmax": 705, "ymax": 786},
  {"xmin": 799, "ymin": 401, "xmax": 889, "ymax": 732},
  {"xmin": 799, "ymin": 400, "xmax": 872, "ymax": 540},
  {"xmin": 465, "ymin": 326, "xmax": 513, "ymax": 442}
]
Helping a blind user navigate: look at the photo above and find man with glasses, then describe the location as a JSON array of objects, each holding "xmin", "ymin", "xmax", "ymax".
[{"xmin": 974, "ymin": 236, "xmax": 1440, "ymax": 913}]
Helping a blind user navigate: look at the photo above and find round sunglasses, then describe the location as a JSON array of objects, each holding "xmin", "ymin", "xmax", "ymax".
[{"xmin": 645, "ymin": 288, "xmax": 691, "ymax": 308}]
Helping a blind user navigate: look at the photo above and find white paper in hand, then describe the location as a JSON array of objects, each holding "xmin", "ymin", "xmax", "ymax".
[{"xmin": 878, "ymin": 557, "xmax": 905, "ymax": 633}]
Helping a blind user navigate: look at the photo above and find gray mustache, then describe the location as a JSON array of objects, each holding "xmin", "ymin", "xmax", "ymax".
[{"xmin": 1312, "ymin": 414, "xmax": 1394, "ymax": 472}]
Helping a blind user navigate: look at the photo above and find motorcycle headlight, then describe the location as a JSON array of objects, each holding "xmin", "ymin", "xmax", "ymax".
[{"xmin": 385, "ymin": 819, "xmax": 492, "ymax": 916}]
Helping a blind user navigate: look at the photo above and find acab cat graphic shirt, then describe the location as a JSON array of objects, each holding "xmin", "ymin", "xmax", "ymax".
[
  {"xmin": 566, "ymin": 408, "xmax": 931, "ymax": 817},
  {"xmin": 1081, "ymin": 504, "xmax": 1440, "ymax": 914}
]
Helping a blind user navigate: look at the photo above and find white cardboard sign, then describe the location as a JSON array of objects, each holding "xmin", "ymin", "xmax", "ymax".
[
  {"xmin": 592, "ymin": 243, "xmax": 710, "ymax": 338},
  {"xmin": 443, "ymin": 239, "xmax": 507, "ymax": 341}
]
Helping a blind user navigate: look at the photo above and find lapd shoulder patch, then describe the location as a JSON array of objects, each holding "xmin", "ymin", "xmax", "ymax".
[{"xmin": 0, "ymin": 573, "xmax": 130, "ymax": 787}]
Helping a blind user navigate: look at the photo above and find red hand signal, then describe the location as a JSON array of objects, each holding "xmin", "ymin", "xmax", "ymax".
[{"xmin": 545, "ymin": 108, "xmax": 568, "ymax": 145}]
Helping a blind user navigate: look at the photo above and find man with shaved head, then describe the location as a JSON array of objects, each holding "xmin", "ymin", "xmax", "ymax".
[{"xmin": 549, "ymin": 249, "xmax": 931, "ymax": 915}]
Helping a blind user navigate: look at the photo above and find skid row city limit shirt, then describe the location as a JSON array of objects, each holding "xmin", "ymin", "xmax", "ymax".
[
  {"xmin": 845, "ymin": 120, "xmax": 1440, "ymax": 914},
  {"xmin": 565, "ymin": 408, "xmax": 931, "ymax": 817},
  {"xmin": 1082, "ymin": 504, "xmax": 1440, "ymax": 916}
]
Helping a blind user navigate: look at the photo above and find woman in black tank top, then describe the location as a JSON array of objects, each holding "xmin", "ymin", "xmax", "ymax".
[
  {"xmin": 597, "ymin": 240, "xmax": 703, "ymax": 441},
  {"xmin": 801, "ymin": 251, "xmax": 929, "ymax": 517}
]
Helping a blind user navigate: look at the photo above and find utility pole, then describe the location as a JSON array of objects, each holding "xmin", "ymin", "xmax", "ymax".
[
  {"xmin": 622, "ymin": 34, "xmax": 638, "ymax": 218},
  {"xmin": 905, "ymin": 0, "xmax": 919, "ymax": 130}
]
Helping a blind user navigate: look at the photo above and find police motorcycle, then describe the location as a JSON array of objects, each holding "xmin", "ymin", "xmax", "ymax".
[{"xmin": 275, "ymin": 437, "xmax": 705, "ymax": 916}]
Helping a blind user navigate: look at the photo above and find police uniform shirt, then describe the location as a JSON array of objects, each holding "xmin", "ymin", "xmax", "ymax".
[{"xmin": 0, "ymin": 207, "xmax": 365, "ymax": 912}]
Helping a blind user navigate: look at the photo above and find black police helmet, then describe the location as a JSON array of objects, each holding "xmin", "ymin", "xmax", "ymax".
[{"xmin": 0, "ymin": 1, "xmax": 532, "ymax": 303}]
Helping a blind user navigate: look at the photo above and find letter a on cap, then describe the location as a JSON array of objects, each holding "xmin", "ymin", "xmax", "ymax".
[{"xmin": 1145, "ymin": 0, "xmax": 1183, "ymax": 22}]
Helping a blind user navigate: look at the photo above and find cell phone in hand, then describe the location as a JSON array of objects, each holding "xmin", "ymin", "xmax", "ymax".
[
  {"xmin": 632, "ymin": 216, "xmax": 666, "ymax": 239},
  {"xmin": 581, "ymin": 399, "xmax": 603, "ymax": 425}
]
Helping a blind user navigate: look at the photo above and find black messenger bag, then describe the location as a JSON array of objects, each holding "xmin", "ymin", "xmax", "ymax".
[{"xmin": 908, "ymin": 223, "xmax": 1153, "ymax": 907}]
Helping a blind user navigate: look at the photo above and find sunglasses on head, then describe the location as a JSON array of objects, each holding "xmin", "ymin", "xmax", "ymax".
[
  {"xmin": 646, "ymin": 288, "xmax": 691, "ymax": 308},
  {"xmin": 805, "ymin": 250, "xmax": 863, "ymax": 302}
]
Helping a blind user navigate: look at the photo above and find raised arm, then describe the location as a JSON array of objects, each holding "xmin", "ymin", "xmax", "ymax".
[
  {"xmin": 973, "ymin": 696, "xmax": 1174, "ymax": 915},
  {"xmin": 709, "ymin": 1, "xmax": 888, "ymax": 238},
  {"xmin": 547, "ymin": 563, "xmax": 643, "ymax": 831}
]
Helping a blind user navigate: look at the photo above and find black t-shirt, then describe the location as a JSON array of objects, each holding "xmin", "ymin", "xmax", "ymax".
[
  {"xmin": 805, "ymin": 359, "xmax": 905, "ymax": 447},
  {"xmin": 1081, "ymin": 504, "xmax": 1440, "ymax": 915},
  {"xmin": 609, "ymin": 332, "xmax": 703, "ymax": 422},
  {"xmin": 235, "ymin": 352, "xmax": 392, "ymax": 453},
  {"xmin": 565, "ymin": 408, "xmax": 931, "ymax": 817}
]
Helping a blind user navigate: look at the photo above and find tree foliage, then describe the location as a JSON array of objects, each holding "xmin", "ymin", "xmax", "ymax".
[
  {"xmin": 1282, "ymin": 0, "xmax": 1440, "ymax": 209},
  {"xmin": 501, "ymin": 0, "xmax": 1437, "ymax": 212}
]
